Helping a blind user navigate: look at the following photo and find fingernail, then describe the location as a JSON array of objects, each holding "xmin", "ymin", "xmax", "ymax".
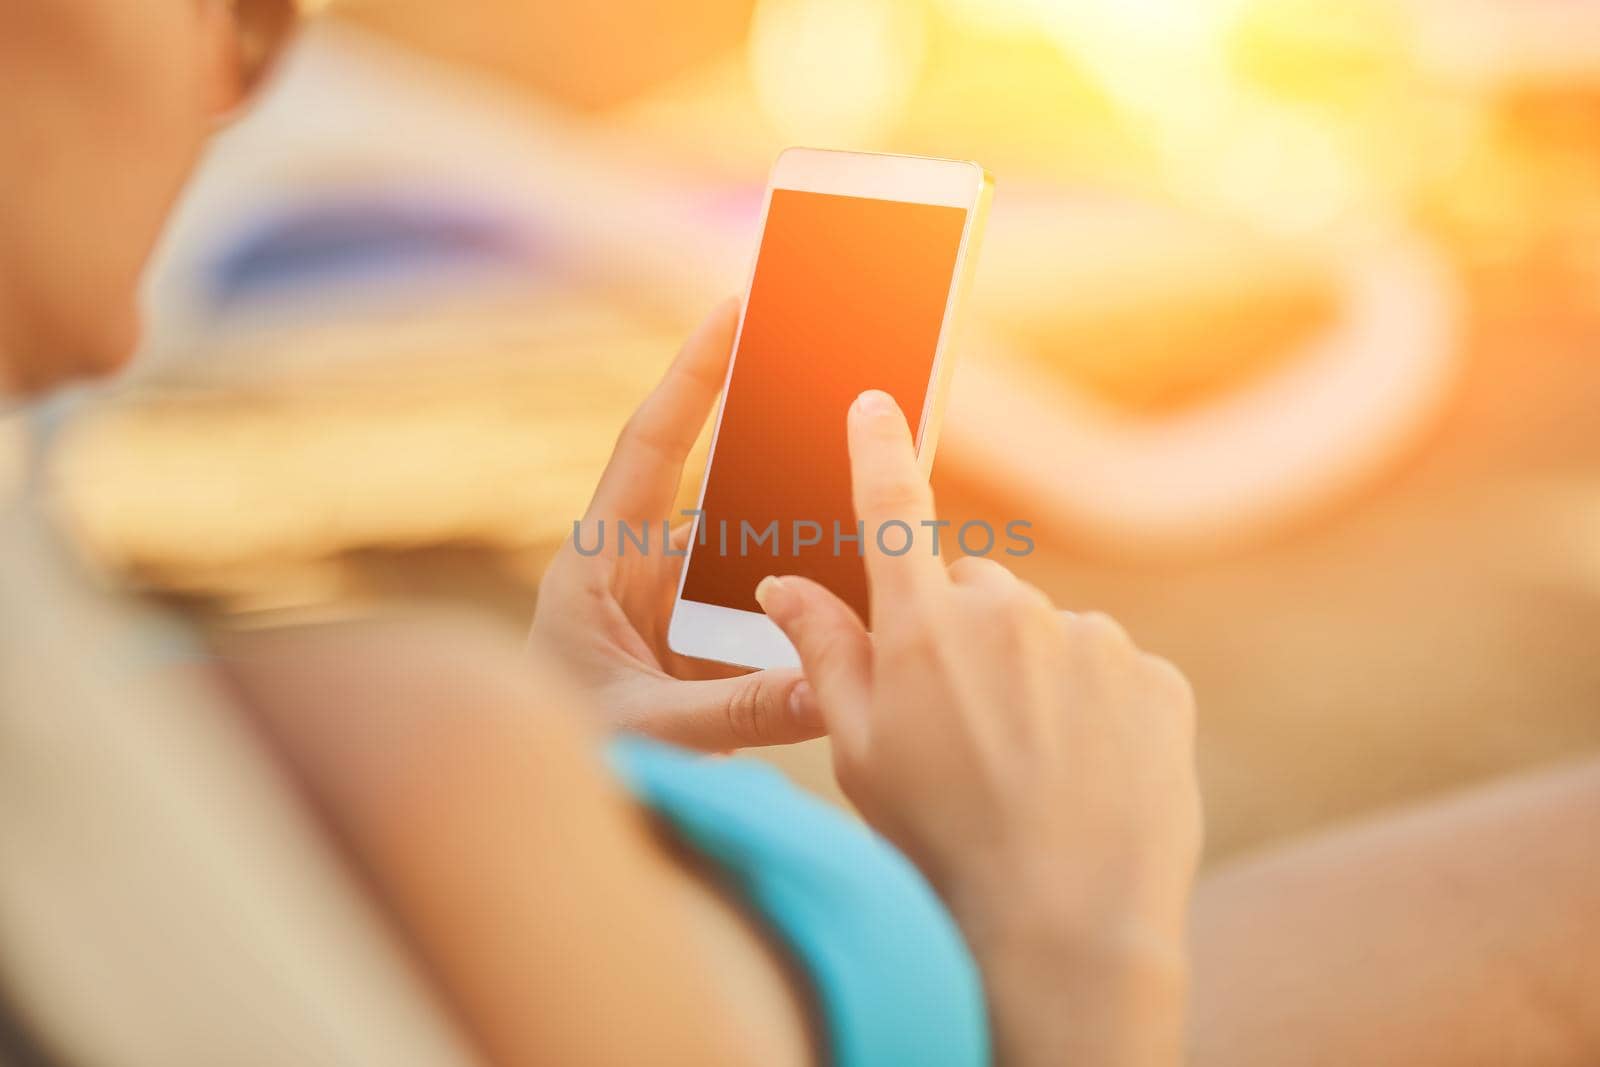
[
  {"xmin": 788, "ymin": 680, "xmax": 818, "ymax": 723},
  {"xmin": 754, "ymin": 575, "xmax": 792, "ymax": 620},
  {"xmin": 853, "ymin": 389, "xmax": 898, "ymax": 418}
]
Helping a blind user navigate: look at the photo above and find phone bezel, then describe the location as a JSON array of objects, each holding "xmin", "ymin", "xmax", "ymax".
[{"xmin": 667, "ymin": 147, "xmax": 992, "ymax": 670}]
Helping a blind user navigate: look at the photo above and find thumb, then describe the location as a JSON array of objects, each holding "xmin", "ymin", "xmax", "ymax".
[
  {"xmin": 628, "ymin": 668, "xmax": 824, "ymax": 750},
  {"xmin": 755, "ymin": 575, "xmax": 872, "ymax": 751}
]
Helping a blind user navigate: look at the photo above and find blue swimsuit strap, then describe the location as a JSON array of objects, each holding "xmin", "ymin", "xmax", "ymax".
[{"xmin": 608, "ymin": 738, "xmax": 991, "ymax": 1067}]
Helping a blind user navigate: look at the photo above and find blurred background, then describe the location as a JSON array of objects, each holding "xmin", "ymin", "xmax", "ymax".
[{"xmin": 44, "ymin": 0, "xmax": 1600, "ymax": 862}]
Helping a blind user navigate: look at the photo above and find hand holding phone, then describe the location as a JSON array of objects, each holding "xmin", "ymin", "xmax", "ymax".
[
  {"xmin": 531, "ymin": 303, "xmax": 824, "ymax": 751},
  {"xmin": 670, "ymin": 148, "xmax": 993, "ymax": 669},
  {"xmin": 533, "ymin": 148, "xmax": 990, "ymax": 748}
]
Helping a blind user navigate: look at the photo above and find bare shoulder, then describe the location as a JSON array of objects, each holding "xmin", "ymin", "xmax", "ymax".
[{"xmin": 212, "ymin": 610, "xmax": 817, "ymax": 1067}]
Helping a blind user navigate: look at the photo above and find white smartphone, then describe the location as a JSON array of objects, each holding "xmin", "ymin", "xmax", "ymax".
[{"xmin": 667, "ymin": 147, "xmax": 993, "ymax": 669}]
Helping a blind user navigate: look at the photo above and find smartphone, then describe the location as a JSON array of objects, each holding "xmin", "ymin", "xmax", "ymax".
[{"xmin": 668, "ymin": 148, "xmax": 993, "ymax": 669}]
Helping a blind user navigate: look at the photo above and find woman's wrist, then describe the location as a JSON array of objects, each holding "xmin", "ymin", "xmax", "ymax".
[
  {"xmin": 941, "ymin": 860, "xmax": 1190, "ymax": 1067},
  {"xmin": 973, "ymin": 908, "xmax": 1188, "ymax": 1067},
  {"xmin": 956, "ymin": 882, "xmax": 1188, "ymax": 1000}
]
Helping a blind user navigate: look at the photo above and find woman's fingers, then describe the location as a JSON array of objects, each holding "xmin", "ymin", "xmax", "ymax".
[
  {"xmin": 846, "ymin": 390, "xmax": 947, "ymax": 621},
  {"xmin": 623, "ymin": 667, "xmax": 825, "ymax": 750},
  {"xmin": 585, "ymin": 299, "xmax": 739, "ymax": 523},
  {"xmin": 755, "ymin": 575, "xmax": 872, "ymax": 751}
]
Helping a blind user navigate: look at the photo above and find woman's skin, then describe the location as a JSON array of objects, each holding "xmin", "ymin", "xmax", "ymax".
[
  {"xmin": 4, "ymin": 3, "xmax": 1599, "ymax": 1067},
  {"xmin": 0, "ymin": 1, "xmax": 241, "ymax": 392}
]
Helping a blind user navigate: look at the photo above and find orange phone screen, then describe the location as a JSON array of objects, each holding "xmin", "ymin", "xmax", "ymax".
[{"xmin": 681, "ymin": 188, "xmax": 968, "ymax": 622}]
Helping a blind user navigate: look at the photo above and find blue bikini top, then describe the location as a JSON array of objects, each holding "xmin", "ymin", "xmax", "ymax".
[{"xmin": 609, "ymin": 738, "xmax": 991, "ymax": 1067}]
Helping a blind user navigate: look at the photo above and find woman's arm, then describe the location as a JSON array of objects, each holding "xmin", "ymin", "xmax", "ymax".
[
  {"xmin": 217, "ymin": 614, "xmax": 814, "ymax": 1067},
  {"xmin": 758, "ymin": 389, "xmax": 1202, "ymax": 1067}
]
